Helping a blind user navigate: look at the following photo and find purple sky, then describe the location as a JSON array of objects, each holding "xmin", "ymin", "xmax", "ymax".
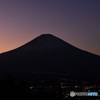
[{"xmin": 0, "ymin": 0, "xmax": 100, "ymax": 55}]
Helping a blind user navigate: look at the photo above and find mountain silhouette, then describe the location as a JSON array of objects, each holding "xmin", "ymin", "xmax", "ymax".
[{"xmin": 0, "ymin": 34, "xmax": 100, "ymax": 80}]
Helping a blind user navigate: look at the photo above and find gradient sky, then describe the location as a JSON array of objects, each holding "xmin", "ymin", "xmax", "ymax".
[{"xmin": 0, "ymin": 0, "xmax": 100, "ymax": 55}]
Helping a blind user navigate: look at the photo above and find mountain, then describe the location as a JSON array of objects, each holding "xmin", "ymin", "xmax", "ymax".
[{"xmin": 0, "ymin": 34, "xmax": 100, "ymax": 80}]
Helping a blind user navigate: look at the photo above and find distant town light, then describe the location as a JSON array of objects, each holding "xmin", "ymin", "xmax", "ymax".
[
  {"xmin": 75, "ymin": 86, "xmax": 78, "ymax": 88},
  {"xmin": 29, "ymin": 86, "xmax": 34, "ymax": 89}
]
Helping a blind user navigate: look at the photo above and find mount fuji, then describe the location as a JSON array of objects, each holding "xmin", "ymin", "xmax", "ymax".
[{"xmin": 0, "ymin": 34, "xmax": 100, "ymax": 80}]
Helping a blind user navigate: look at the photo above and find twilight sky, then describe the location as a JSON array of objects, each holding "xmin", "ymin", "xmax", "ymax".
[{"xmin": 0, "ymin": 0, "xmax": 100, "ymax": 55}]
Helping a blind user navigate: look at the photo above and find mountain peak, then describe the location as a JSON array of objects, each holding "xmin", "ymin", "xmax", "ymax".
[
  {"xmin": 37, "ymin": 34, "xmax": 57, "ymax": 39},
  {"xmin": 37, "ymin": 34, "xmax": 55, "ymax": 39},
  {"xmin": 40, "ymin": 33, "xmax": 53, "ymax": 36},
  {"xmin": 19, "ymin": 33, "xmax": 71, "ymax": 52}
]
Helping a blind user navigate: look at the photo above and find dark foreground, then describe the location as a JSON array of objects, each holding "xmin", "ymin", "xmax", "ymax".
[{"xmin": 0, "ymin": 75, "xmax": 100, "ymax": 100}]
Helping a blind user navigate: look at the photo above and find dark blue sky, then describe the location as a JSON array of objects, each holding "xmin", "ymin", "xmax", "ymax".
[{"xmin": 0, "ymin": 0, "xmax": 100, "ymax": 55}]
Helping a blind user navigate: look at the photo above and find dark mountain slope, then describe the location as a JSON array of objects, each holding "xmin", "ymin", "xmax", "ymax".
[{"xmin": 0, "ymin": 34, "xmax": 100, "ymax": 80}]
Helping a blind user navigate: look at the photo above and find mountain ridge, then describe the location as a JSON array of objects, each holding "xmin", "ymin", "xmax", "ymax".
[
  {"xmin": 1, "ymin": 34, "xmax": 99, "ymax": 56},
  {"xmin": 0, "ymin": 34, "xmax": 100, "ymax": 80}
]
